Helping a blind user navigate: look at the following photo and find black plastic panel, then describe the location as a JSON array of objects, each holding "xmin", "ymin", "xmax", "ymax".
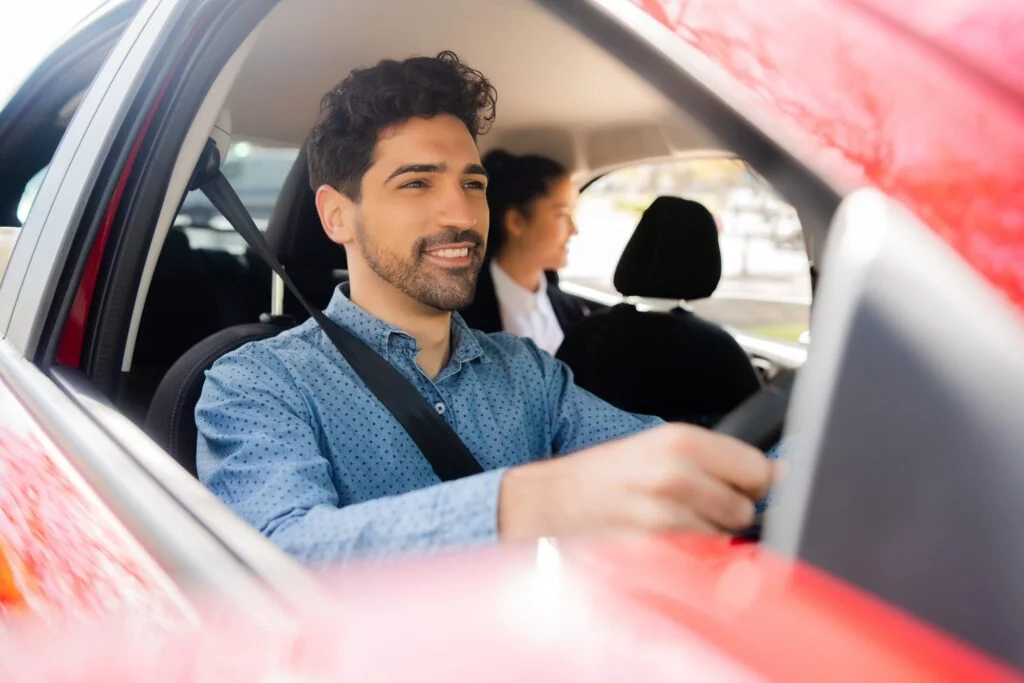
[{"xmin": 767, "ymin": 190, "xmax": 1024, "ymax": 668}]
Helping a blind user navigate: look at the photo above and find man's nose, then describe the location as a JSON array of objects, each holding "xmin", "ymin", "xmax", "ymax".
[{"xmin": 437, "ymin": 181, "xmax": 478, "ymax": 230}]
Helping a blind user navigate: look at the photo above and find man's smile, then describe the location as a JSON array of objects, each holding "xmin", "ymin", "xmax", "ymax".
[{"xmin": 421, "ymin": 242, "xmax": 477, "ymax": 267}]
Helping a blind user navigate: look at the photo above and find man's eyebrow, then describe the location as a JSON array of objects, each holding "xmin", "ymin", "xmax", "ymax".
[
  {"xmin": 383, "ymin": 163, "xmax": 446, "ymax": 185},
  {"xmin": 464, "ymin": 163, "xmax": 488, "ymax": 178}
]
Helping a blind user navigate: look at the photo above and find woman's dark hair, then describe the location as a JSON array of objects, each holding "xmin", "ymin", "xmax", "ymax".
[
  {"xmin": 307, "ymin": 51, "xmax": 497, "ymax": 199},
  {"xmin": 482, "ymin": 149, "xmax": 567, "ymax": 259}
]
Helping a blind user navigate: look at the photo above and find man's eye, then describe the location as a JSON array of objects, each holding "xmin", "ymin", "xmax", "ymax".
[
  {"xmin": 400, "ymin": 179, "xmax": 429, "ymax": 189},
  {"xmin": 464, "ymin": 180, "xmax": 486, "ymax": 190}
]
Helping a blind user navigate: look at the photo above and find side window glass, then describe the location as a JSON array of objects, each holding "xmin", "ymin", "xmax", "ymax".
[
  {"xmin": 16, "ymin": 166, "xmax": 49, "ymax": 225},
  {"xmin": 0, "ymin": 167, "xmax": 47, "ymax": 280},
  {"xmin": 567, "ymin": 157, "xmax": 812, "ymax": 345},
  {"xmin": 0, "ymin": 3, "xmax": 139, "ymax": 283},
  {"xmin": 173, "ymin": 141, "xmax": 298, "ymax": 254}
]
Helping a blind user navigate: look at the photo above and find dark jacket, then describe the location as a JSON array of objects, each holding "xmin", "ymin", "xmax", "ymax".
[{"xmin": 461, "ymin": 265, "xmax": 589, "ymax": 336}]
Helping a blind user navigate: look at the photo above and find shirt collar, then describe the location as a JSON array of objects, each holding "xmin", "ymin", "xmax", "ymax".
[
  {"xmin": 322, "ymin": 284, "xmax": 484, "ymax": 365},
  {"xmin": 489, "ymin": 260, "xmax": 547, "ymax": 311}
]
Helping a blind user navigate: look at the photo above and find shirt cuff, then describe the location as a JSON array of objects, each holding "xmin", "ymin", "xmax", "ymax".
[{"xmin": 431, "ymin": 467, "xmax": 508, "ymax": 549}]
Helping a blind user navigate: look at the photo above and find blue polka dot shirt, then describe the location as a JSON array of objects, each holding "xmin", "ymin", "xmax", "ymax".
[{"xmin": 195, "ymin": 287, "xmax": 662, "ymax": 565}]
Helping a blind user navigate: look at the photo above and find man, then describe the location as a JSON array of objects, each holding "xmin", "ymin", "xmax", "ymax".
[{"xmin": 196, "ymin": 52, "xmax": 777, "ymax": 564}]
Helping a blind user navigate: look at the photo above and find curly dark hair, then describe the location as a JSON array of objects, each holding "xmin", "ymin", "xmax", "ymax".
[{"xmin": 307, "ymin": 51, "xmax": 497, "ymax": 200}]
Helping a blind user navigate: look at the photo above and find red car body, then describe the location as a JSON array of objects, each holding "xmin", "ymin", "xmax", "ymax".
[
  {"xmin": 1, "ymin": 0, "xmax": 1022, "ymax": 679},
  {"xmin": 634, "ymin": 0, "xmax": 1024, "ymax": 310}
]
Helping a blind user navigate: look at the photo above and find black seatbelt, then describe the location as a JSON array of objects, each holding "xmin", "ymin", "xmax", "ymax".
[{"xmin": 200, "ymin": 171, "xmax": 484, "ymax": 482}]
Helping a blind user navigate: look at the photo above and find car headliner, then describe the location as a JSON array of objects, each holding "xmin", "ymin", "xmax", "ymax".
[{"xmin": 223, "ymin": 0, "xmax": 723, "ymax": 176}]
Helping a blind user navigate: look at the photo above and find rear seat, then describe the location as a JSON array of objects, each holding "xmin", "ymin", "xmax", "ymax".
[
  {"xmin": 121, "ymin": 227, "xmax": 266, "ymax": 421},
  {"xmin": 143, "ymin": 143, "xmax": 348, "ymax": 473}
]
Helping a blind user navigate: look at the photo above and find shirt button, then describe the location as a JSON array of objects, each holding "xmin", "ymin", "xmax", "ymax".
[{"xmin": 434, "ymin": 402, "xmax": 446, "ymax": 415}]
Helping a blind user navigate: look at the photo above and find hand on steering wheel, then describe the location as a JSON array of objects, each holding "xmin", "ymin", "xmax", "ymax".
[{"xmin": 714, "ymin": 369, "xmax": 796, "ymax": 541}]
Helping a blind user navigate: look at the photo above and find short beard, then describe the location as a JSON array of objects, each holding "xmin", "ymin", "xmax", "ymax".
[{"xmin": 354, "ymin": 219, "xmax": 484, "ymax": 311}]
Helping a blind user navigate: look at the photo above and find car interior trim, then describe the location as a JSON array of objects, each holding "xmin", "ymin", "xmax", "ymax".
[
  {"xmin": 79, "ymin": 0, "xmax": 277, "ymax": 396},
  {"xmin": 766, "ymin": 188, "xmax": 1024, "ymax": 667},
  {"xmin": 121, "ymin": 27, "xmax": 263, "ymax": 372}
]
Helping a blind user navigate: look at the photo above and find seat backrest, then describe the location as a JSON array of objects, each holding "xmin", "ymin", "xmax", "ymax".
[
  {"xmin": 127, "ymin": 227, "xmax": 261, "ymax": 421},
  {"xmin": 128, "ymin": 228, "xmax": 217, "ymax": 413},
  {"xmin": 145, "ymin": 321, "xmax": 288, "ymax": 476},
  {"xmin": 557, "ymin": 197, "xmax": 759, "ymax": 424},
  {"xmin": 145, "ymin": 144, "xmax": 342, "ymax": 476},
  {"xmin": 558, "ymin": 305, "xmax": 759, "ymax": 425},
  {"xmin": 264, "ymin": 143, "xmax": 347, "ymax": 319}
]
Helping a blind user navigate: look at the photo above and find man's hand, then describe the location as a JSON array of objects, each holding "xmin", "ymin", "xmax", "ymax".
[{"xmin": 498, "ymin": 424, "xmax": 778, "ymax": 541}]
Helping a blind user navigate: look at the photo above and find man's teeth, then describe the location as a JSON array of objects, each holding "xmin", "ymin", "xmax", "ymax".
[{"xmin": 430, "ymin": 248, "xmax": 470, "ymax": 258}]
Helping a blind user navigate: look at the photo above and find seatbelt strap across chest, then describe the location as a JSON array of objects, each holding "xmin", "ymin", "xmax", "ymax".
[{"xmin": 200, "ymin": 169, "xmax": 484, "ymax": 482}]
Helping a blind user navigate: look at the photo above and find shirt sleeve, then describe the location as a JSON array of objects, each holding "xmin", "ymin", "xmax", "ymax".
[
  {"xmin": 523, "ymin": 342, "xmax": 663, "ymax": 454},
  {"xmin": 195, "ymin": 346, "xmax": 505, "ymax": 565}
]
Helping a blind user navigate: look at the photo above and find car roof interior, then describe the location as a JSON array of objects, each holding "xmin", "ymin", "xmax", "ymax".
[{"xmin": 224, "ymin": 0, "xmax": 723, "ymax": 176}]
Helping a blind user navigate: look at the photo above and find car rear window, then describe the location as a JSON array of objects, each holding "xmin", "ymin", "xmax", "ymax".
[
  {"xmin": 567, "ymin": 156, "xmax": 812, "ymax": 345},
  {"xmin": 173, "ymin": 141, "xmax": 299, "ymax": 254}
]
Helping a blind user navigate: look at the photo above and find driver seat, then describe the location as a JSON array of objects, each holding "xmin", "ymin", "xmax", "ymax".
[
  {"xmin": 145, "ymin": 142, "xmax": 343, "ymax": 475},
  {"xmin": 556, "ymin": 196, "xmax": 759, "ymax": 425}
]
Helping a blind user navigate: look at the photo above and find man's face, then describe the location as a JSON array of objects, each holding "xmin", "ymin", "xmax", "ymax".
[{"xmin": 319, "ymin": 115, "xmax": 489, "ymax": 312}]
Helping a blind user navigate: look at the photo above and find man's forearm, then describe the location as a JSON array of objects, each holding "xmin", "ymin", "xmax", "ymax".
[{"xmin": 264, "ymin": 468, "xmax": 508, "ymax": 564}]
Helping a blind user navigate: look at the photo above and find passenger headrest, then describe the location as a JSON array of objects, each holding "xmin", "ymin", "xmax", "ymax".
[
  {"xmin": 265, "ymin": 142, "xmax": 347, "ymax": 270},
  {"xmin": 613, "ymin": 196, "xmax": 721, "ymax": 301}
]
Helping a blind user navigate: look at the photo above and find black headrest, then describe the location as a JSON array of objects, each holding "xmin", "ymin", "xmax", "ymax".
[
  {"xmin": 265, "ymin": 143, "xmax": 347, "ymax": 270},
  {"xmin": 613, "ymin": 196, "xmax": 721, "ymax": 300}
]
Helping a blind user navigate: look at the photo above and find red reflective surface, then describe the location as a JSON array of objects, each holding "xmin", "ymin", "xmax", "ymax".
[
  {"xmin": 852, "ymin": 0, "xmax": 1024, "ymax": 100},
  {"xmin": 0, "ymin": 379, "xmax": 185, "ymax": 626},
  {"xmin": 0, "ymin": 536, "xmax": 1018, "ymax": 681},
  {"xmin": 632, "ymin": 0, "xmax": 1024, "ymax": 311}
]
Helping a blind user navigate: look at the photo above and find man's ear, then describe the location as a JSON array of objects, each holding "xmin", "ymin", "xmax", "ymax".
[{"xmin": 315, "ymin": 184, "xmax": 356, "ymax": 245}]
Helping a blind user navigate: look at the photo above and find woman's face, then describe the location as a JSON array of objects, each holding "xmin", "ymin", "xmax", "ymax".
[{"xmin": 509, "ymin": 175, "xmax": 578, "ymax": 271}]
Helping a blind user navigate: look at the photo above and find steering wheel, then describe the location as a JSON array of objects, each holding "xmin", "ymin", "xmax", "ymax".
[
  {"xmin": 714, "ymin": 368, "xmax": 797, "ymax": 541},
  {"xmin": 714, "ymin": 368, "xmax": 796, "ymax": 451}
]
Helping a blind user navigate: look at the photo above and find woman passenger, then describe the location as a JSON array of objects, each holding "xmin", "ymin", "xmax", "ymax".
[{"xmin": 460, "ymin": 150, "xmax": 587, "ymax": 354}]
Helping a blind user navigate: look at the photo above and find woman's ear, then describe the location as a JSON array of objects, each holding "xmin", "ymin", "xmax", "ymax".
[
  {"xmin": 315, "ymin": 184, "xmax": 356, "ymax": 245},
  {"xmin": 504, "ymin": 206, "xmax": 528, "ymax": 239}
]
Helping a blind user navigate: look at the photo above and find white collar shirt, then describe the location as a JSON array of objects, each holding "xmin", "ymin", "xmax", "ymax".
[{"xmin": 489, "ymin": 260, "xmax": 565, "ymax": 355}]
